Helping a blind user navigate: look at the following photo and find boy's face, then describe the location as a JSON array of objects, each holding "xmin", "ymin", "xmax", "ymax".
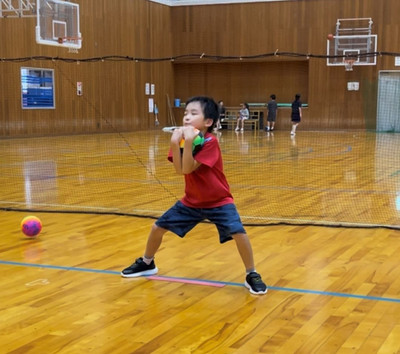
[{"xmin": 183, "ymin": 101, "xmax": 213, "ymax": 131}]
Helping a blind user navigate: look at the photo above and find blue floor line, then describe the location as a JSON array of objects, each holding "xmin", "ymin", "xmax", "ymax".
[{"xmin": 1, "ymin": 259, "xmax": 400, "ymax": 303}]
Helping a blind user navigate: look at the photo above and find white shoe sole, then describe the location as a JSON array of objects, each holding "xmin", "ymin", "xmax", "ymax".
[
  {"xmin": 245, "ymin": 280, "xmax": 268, "ymax": 295},
  {"xmin": 121, "ymin": 267, "xmax": 158, "ymax": 278}
]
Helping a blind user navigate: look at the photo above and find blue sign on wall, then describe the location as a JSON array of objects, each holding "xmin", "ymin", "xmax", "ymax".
[{"xmin": 21, "ymin": 68, "xmax": 55, "ymax": 109}]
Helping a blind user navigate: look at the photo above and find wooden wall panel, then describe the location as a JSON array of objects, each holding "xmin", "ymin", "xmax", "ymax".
[
  {"xmin": 174, "ymin": 62, "xmax": 307, "ymax": 101},
  {"xmin": 0, "ymin": 0, "xmax": 174, "ymax": 137},
  {"xmin": 171, "ymin": 0, "xmax": 400, "ymax": 130},
  {"xmin": 1, "ymin": 0, "xmax": 400, "ymax": 136},
  {"xmin": 173, "ymin": 61, "xmax": 309, "ymax": 129}
]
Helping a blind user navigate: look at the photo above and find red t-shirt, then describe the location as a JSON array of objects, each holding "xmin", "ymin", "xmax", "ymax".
[{"xmin": 168, "ymin": 132, "xmax": 234, "ymax": 208}]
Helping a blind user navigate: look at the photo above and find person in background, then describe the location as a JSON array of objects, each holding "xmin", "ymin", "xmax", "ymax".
[
  {"xmin": 291, "ymin": 94, "xmax": 302, "ymax": 136},
  {"xmin": 235, "ymin": 103, "xmax": 249, "ymax": 132},
  {"xmin": 216, "ymin": 100, "xmax": 225, "ymax": 130},
  {"xmin": 266, "ymin": 94, "xmax": 278, "ymax": 131}
]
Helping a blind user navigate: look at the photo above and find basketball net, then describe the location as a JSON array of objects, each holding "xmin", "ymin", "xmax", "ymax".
[
  {"xmin": 344, "ymin": 59, "xmax": 355, "ymax": 71},
  {"xmin": 60, "ymin": 37, "xmax": 81, "ymax": 54}
]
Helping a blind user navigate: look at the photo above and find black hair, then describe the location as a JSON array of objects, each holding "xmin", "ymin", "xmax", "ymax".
[
  {"xmin": 270, "ymin": 94, "xmax": 276, "ymax": 100},
  {"xmin": 185, "ymin": 96, "xmax": 219, "ymax": 132},
  {"xmin": 295, "ymin": 94, "xmax": 301, "ymax": 101}
]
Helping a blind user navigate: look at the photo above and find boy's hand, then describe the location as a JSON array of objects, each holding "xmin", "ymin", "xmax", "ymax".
[
  {"xmin": 171, "ymin": 127, "xmax": 183, "ymax": 145},
  {"xmin": 182, "ymin": 126, "xmax": 199, "ymax": 142}
]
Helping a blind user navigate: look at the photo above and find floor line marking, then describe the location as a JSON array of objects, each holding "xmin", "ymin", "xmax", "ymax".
[
  {"xmin": 1, "ymin": 259, "xmax": 400, "ymax": 303},
  {"xmin": 147, "ymin": 275, "xmax": 225, "ymax": 287}
]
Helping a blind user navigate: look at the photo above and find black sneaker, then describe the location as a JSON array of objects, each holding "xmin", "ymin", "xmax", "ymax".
[
  {"xmin": 121, "ymin": 257, "xmax": 158, "ymax": 278},
  {"xmin": 245, "ymin": 272, "xmax": 268, "ymax": 295}
]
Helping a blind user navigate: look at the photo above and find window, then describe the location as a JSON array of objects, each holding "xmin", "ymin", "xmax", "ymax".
[{"xmin": 21, "ymin": 67, "xmax": 55, "ymax": 109}]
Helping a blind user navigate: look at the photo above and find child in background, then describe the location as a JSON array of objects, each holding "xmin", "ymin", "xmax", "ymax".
[
  {"xmin": 291, "ymin": 94, "xmax": 302, "ymax": 136},
  {"xmin": 216, "ymin": 100, "xmax": 225, "ymax": 130},
  {"xmin": 266, "ymin": 94, "xmax": 278, "ymax": 131},
  {"xmin": 235, "ymin": 103, "xmax": 250, "ymax": 132}
]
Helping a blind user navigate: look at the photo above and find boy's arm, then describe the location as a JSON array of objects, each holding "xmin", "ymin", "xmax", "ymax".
[
  {"xmin": 171, "ymin": 129, "xmax": 183, "ymax": 174},
  {"xmin": 181, "ymin": 140, "xmax": 201, "ymax": 174},
  {"xmin": 170, "ymin": 127, "xmax": 201, "ymax": 175},
  {"xmin": 181, "ymin": 126, "xmax": 201, "ymax": 174}
]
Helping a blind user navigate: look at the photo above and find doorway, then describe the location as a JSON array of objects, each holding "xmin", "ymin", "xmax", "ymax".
[{"xmin": 377, "ymin": 71, "xmax": 400, "ymax": 132}]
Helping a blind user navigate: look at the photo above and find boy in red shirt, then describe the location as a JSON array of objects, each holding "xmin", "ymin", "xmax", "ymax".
[{"xmin": 121, "ymin": 96, "xmax": 267, "ymax": 295}]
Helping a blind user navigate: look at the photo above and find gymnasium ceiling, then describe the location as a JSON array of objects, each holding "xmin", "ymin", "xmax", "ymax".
[{"xmin": 149, "ymin": 0, "xmax": 287, "ymax": 6}]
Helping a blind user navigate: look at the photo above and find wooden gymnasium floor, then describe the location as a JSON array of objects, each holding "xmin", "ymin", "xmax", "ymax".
[{"xmin": 0, "ymin": 129, "xmax": 399, "ymax": 353}]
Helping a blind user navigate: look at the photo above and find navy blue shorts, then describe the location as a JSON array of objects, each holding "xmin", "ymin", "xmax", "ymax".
[{"xmin": 155, "ymin": 201, "xmax": 246, "ymax": 243}]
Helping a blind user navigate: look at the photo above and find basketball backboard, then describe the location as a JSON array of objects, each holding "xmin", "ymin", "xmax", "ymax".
[
  {"xmin": 35, "ymin": 0, "xmax": 81, "ymax": 50},
  {"xmin": 327, "ymin": 18, "xmax": 377, "ymax": 67}
]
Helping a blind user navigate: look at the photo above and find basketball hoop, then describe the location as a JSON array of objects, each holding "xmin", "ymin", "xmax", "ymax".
[
  {"xmin": 344, "ymin": 59, "xmax": 355, "ymax": 71},
  {"xmin": 36, "ymin": 0, "xmax": 81, "ymax": 50},
  {"xmin": 59, "ymin": 36, "xmax": 82, "ymax": 54}
]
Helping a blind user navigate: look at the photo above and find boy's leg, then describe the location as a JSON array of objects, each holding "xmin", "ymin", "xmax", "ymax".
[
  {"xmin": 121, "ymin": 224, "xmax": 167, "ymax": 278},
  {"xmin": 144, "ymin": 223, "xmax": 167, "ymax": 259},
  {"xmin": 205, "ymin": 204, "xmax": 267, "ymax": 295},
  {"xmin": 232, "ymin": 233, "xmax": 268, "ymax": 295},
  {"xmin": 121, "ymin": 200, "xmax": 201, "ymax": 278},
  {"xmin": 232, "ymin": 233, "xmax": 255, "ymax": 272}
]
